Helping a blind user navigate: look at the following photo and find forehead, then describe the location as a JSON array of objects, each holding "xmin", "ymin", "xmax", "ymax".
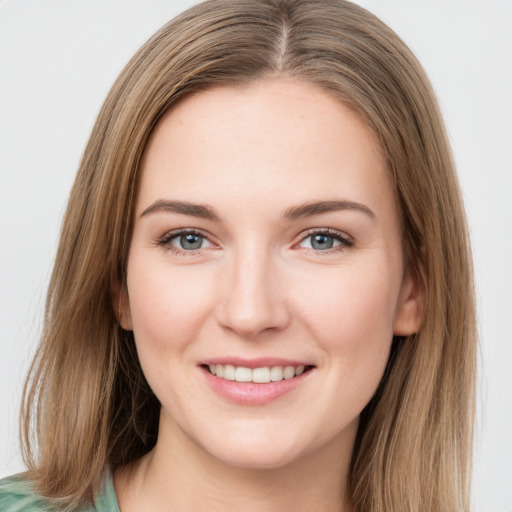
[{"xmin": 136, "ymin": 78, "xmax": 393, "ymax": 220}]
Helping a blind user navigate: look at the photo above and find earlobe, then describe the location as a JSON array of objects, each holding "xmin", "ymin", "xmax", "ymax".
[
  {"xmin": 113, "ymin": 279, "xmax": 133, "ymax": 331},
  {"xmin": 393, "ymin": 266, "xmax": 423, "ymax": 336}
]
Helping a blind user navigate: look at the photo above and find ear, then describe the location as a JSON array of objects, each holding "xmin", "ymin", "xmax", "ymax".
[
  {"xmin": 112, "ymin": 279, "xmax": 133, "ymax": 331},
  {"xmin": 393, "ymin": 265, "xmax": 423, "ymax": 336}
]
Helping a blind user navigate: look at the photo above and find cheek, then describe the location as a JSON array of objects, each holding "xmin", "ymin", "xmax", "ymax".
[
  {"xmin": 126, "ymin": 258, "xmax": 214, "ymax": 355},
  {"xmin": 293, "ymin": 262, "xmax": 399, "ymax": 368}
]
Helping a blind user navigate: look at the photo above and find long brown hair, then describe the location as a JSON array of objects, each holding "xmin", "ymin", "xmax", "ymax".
[{"xmin": 21, "ymin": 1, "xmax": 476, "ymax": 510}]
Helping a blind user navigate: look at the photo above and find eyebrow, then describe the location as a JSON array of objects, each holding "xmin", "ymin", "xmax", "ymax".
[
  {"xmin": 283, "ymin": 200, "xmax": 375, "ymax": 221},
  {"xmin": 140, "ymin": 200, "xmax": 221, "ymax": 221},
  {"xmin": 140, "ymin": 198, "xmax": 375, "ymax": 222}
]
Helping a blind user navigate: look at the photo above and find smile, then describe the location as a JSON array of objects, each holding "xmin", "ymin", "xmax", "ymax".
[
  {"xmin": 207, "ymin": 364, "xmax": 310, "ymax": 383},
  {"xmin": 201, "ymin": 359, "xmax": 315, "ymax": 404}
]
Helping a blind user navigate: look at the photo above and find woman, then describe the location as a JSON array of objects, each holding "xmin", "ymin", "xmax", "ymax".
[{"xmin": 0, "ymin": 0, "xmax": 476, "ymax": 510}]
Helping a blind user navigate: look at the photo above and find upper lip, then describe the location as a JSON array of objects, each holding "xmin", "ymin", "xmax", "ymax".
[{"xmin": 200, "ymin": 357, "xmax": 314, "ymax": 369}]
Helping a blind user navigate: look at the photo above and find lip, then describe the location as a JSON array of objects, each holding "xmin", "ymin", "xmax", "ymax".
[{"xmin": 199, "ymin": 359, "xmax": 315, "ymax": 405}]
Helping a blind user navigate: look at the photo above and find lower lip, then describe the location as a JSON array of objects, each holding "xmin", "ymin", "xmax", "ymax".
[{"xmin": 201, "ymin": 366, "xmax": 313, "ymax": 405}]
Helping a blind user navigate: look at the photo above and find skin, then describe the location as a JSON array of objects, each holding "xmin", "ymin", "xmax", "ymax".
[{"xmin": 115, "ymin": 77, "xmax": 421, "ymax": 511}]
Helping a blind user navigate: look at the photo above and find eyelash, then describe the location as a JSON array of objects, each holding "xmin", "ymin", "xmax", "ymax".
[
  {"xmin": 156, "ymin": 229, "xmax": 214, "ymax": 255},
  {"xmin": 296, "ymin": 228, "xmax": 354, "ymax": 254},
  {"xmin": 156, "ymin": 228, "xmax": 354, "ymax": 255}
]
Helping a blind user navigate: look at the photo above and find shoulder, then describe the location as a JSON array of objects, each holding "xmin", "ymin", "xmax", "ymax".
[
  {"xmin": 0, "ymin": 472, "xmax": 119, "ymax": 512},
  {"xmin": 0, "ymin": 473, "xmax": 56, "ymax": 511}
]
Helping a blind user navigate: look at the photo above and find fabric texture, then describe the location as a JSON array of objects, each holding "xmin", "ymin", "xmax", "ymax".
[{"xmin": 0, "ymin": 471, "xmax": 120, "ymax": 512}]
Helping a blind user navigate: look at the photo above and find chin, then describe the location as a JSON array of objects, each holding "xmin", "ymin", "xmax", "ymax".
[
  {"xmin": 210, "ymin": 444, "xmax": 301, "ymax": 470},
  {"xmin": 194, "ymin": 425, "xmax": 317, "ymax": 471}
]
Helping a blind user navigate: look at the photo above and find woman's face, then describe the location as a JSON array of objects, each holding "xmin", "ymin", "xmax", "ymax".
[{"xmin": 120, "ymin": 78, "xmax": 420, "ymax": 469}]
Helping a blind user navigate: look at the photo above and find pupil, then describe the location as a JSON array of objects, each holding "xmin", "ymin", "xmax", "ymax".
[
  {"xmin": 312, "ymin": 234, "xmax": 333, "ymax": 250},
  {"xmin": 180, "ymin": 233, "xmax": 202, "ymax": 250}
]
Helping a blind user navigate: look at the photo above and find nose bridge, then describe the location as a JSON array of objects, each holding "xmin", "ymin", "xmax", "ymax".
[{"xmin": 218, "ymin": 241, "xmax": 288, "ymax": 336}]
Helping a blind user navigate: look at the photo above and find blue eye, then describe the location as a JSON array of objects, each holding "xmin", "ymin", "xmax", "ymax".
[
  {"xmin": 173, "ymin": 233, "xmax": 206, "ymax": 250},
  {"xmin": 158, "ymin": 230, "xmax": 213, "ymax": 252},
  {"xmin": 310, "ymin": 234, "xmax": 337, "ymax": 250},
  {"xmin": 298, "ymin": 231, "xmax": 352, "ymax": 252}
]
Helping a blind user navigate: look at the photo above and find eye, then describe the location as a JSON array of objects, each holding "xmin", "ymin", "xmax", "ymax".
[
  {"xmin": 172, "ymin": 233, "xmax": 208, "ymax": 250},
  {"xmin": 157, "ymin": 229, "xmax": 214, "ymax": 253},
  {"xmin": 297, "ymin": 230, "xmax": 353, "ymax": 252}
]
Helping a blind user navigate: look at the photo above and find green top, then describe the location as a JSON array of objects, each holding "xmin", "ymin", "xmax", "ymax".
[{"xmin": 0, "ymin": 471, "xmax": 120, "ymax": 512}]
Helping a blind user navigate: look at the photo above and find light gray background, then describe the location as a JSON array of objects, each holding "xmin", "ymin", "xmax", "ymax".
[{"xmin": 1, "ymin": 1, "xmax": 511, "ymax": 510}]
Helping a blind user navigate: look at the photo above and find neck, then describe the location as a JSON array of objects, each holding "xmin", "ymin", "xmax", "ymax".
[{"xmin": 115, "ymin": 412, "xmax": 356, "ymax": 512}]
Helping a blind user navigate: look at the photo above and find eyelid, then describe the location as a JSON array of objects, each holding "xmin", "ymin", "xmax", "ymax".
[
  {"xmin": 293, "ymin": 228, "xmax": 354, "ymax": 252},
  {"xmin": 156, "ymin": 228, "xmax": 218, "ymax": 254}
]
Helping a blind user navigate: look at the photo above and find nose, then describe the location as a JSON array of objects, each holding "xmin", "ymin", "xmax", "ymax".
[{"xmin": 215, "ymin": 248, "xmax": 290, "ymax": 338}]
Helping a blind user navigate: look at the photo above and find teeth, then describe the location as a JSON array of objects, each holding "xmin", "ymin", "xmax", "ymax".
[
  {"xmin": 224, "ymin": 364, "xmax": 236, "ymax": 381},
  {"xmin": 207, "ymin": 364, "xmax": 308, "ymax": 383},
  {"xmin": 235, "ymin": 367, "xmax": 252, "ymax": 382},
  {"xmin": 270, "ymin": 366, "xmax": 283, "ymax": 381},
  {"xmin": 283, "ymin": 366, "xmax": 295, "ymax": 379},
  {"xmin": 252, "ymin": 367, "xmax": 270, "ymax": 383}
]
